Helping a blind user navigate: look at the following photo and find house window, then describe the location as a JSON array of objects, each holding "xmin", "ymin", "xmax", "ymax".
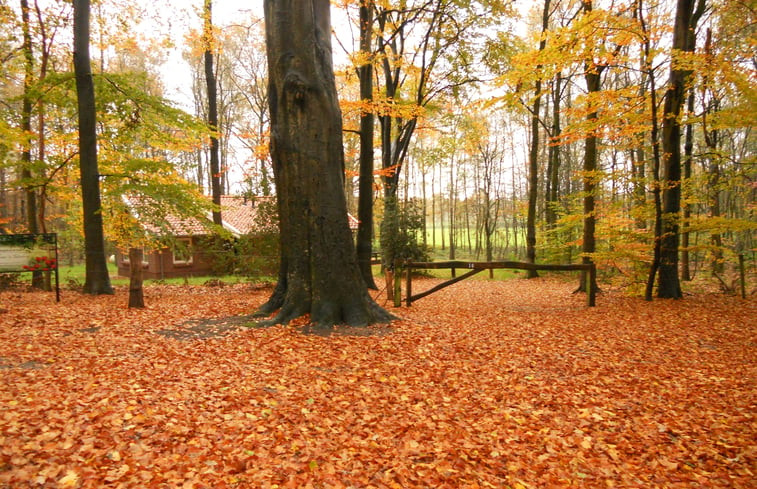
[
  {"xmin": 121, "ymin": 249, "xmax": 148, "ymax": 267},
  {"xmin": 173, "ymin": 239, "xmax": 194, "ymax": 265}
]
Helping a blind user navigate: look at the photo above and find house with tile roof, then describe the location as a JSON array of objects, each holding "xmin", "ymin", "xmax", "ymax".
[
  {"xmin": 115, "ymin": 195, "xmax": 359, "ymax": 279},
  {"xmin": 115, "ymin": 195, "xmax": 271, "ymax": 279}
]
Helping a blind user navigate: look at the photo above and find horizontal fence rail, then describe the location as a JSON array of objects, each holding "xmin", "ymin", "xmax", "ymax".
[{"xmin": 397, "ymin": 260, "xmax": 596, "ymax": 308}]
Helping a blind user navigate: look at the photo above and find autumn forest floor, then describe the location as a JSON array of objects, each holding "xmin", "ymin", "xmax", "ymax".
[{"xmin": 0, "ymin": 278, "xmax": 754, "ymax": 488}]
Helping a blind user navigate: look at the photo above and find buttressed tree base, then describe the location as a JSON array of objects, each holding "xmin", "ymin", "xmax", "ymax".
[{"xmin": 256, "ymin": 0, "xmax": 394, "ymax": 330}]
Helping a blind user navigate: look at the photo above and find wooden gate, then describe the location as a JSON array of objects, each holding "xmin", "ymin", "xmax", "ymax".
[{"xmin": 395, "ymin": 260, "xmax": 596, "ymax": 307}]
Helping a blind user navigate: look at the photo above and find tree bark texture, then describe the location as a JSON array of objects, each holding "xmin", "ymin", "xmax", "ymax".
[
  {"xmin": 204, "ymin": 0, "xmax": 223, "ymax": 226},
  {"xmin": 702, "ymin": 29, "xmax": 723, "ymax": 276},
  {"xmin": 681, "ymin": 89, "xmax": 695, "ymax": 280},
  {"xmin": 20, "ymin": 0, "xmax": 43, "ymax": 289},
  {"xmin": 526, "ymin": 83, "xmax": 540, "ymax": 277},
  {"xmin": 657, "ymin": 0, "xmax": 705, "ymax": 298},
  {"xmin": 578, "ymin": 70, "xmax": 600, "ymax": 294},
  {"xmin": 545, "ymin": 73, "xmax": 561, "ymax": 229},
  {"xmin": 356, "ymin": 0, "xmax": 377, "ymax": 289},
  {"xmin": 258, "ymin": 0, "xmax": 393, "ymax": 329},
  {"xmin": 640, "ymin": 0, "xmax": 664, "ymax": 300},
  {"xmin": 525, "ymin": 0, "xmax": 550, "ymax": 278},
  {"xmin": 73, "ymin": 0, "xmax": 113, "ymax": 295},
  {"xmin": 577, "ymin": 0, "xmax": 600, "ymax": 294}
]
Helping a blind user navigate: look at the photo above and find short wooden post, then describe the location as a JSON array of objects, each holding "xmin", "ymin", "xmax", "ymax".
[
  {"xmin": 128, "ymin": 248, "xmax": 145, "ymax": 308},
  {"xmin": 739, "ymin": 254, "xmax": 746, "ymax": 299},
  {"xmin": 587, "ymin": 263, "xmax": 596, "ymax": 307},
  {"xmin": 393, "ymin": 260, "xmax": 402, "ymax": 307},
  {"xmin": 406, "ymin": 262, "xmax": 412, "ymax": 307},
  {"xmin": 385, "ymin": 269, "xmax": 394, "ymax": 302},
  {"xmin": 53, "ymin": 235, "xmax": 60, "ymax": 302}
]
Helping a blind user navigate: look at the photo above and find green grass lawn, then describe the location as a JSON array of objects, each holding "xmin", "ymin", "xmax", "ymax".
[
  {"xmin": 51, "ymin": 252, "xmax": 531, "ymax": 291},
  {"xmin": 55, "ymin": 263, "xmax": 267, "ymax": 288},
  {"xmin": 371, "ymin": 262, "xmax": 523, "ymax": 281}
]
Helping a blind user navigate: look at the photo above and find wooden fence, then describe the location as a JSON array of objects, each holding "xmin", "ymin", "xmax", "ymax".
[{"xmin": 394, "ymin": 260, "xmax": 597, "ymax": 308}]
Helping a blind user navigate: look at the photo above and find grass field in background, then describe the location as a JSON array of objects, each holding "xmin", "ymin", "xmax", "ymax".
[
  {"xmin": 422, "ymin": 226, "xmax": 525, "ymax": 260},
  {"xmin": 54, "ymin": 263, "xmax": 265, "ymax": 288},
  {"xmin": 40, "ymin": 244, "xmax": 531, "ymax": 291}
]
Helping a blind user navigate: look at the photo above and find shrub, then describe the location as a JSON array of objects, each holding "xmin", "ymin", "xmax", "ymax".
[
  {"xmin": 203, "ymin": 199, "xmax": 280, "ymax": 279},
  {"xmin": 380, "ymin": 197, "xmax": 431, "ymax": 267}
]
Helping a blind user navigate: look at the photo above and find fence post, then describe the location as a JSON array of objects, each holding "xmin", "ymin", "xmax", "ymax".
[
  {"xmin": 393, "ymin": 260, "xmax": 402, "ymax": 307},
  {"xmin": 405, "ymin": 261, "xmax": 412, "ymax": 307}
]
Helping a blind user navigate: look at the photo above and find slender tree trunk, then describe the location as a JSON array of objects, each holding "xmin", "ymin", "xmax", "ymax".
[
  {"xmin": 707, "ymin": 148, "xmax": 724, "ymax": 275},
  {"xmin": 439, "ymin": 162, "xmax": 445, "ymax": 250},
  {"xmin": 575, "ymin": 0, "xmax": 604, "ymax": 294},
  {"xmin": 526, "ymin": 0, "xmax": 551, "ymax": 277},
  {"xmin": 463, "ymin": 172, "xmax": 472, "ymax": 253},
  {"xmin": 448, "ymin": 157, "xmax": 456, "ymax": 266},
  {"xmin": 256, "ymin": 0, "xmax": 393, "ymax": 329},
  {"xmin": 421, "ymin": 168, "xmax": 427, "ymax": 248},
  {"xmin": 511, "ymin": 167, "xmax": 518, "ymax": 258},
  {"xmin": 0, "ymin": 166, "xmax": 6, "ymax": 225},
  {"xmin": 431, "ymin": 169, "xmax": 436, "ymax": 249},
  {"xmin": 73, "ymin": 0, "xmax": 113, "ymax": 295},
  {"xmin": 578, "ymin": 71, "xmax": 600, "ymax": 293},
  {"xmin": 204, "ymin": 0, "xmax": 222, "ymax": 226},
  {"xmin": 545, "ymin": 72, "xmax": 562, "ymax": 229},
  {"xmin": 632, "ymin": 16, "xmax": 649, "ymax": 231},
  {"xmin": 20, "ymin": 0, "xmax": 42, "ymax": 288},
  {"xmin": 356, "ymin": 0, "xmax": 377, "ymax": 289},
  {"xmin": 34, "ymin": 0, "xmax": 52, "ymax": 290},
  {"xmin": 702, "ymin": 28, "xmax": 723, "ymax": 276},
  {"xmin": 640, "ymin": 0, "xmax": 664, "ymax": 300},
  {"xmin": 196, "ymin": 149, "xmax": 204, "ymax": 189},
  {"xmin": 681, "ymin": 89, "xmax": 695, "ymax": 280}
]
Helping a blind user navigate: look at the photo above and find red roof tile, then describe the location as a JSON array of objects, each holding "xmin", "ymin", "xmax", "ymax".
[
  {"xmin": 127, "ymin": 195, "xmax": 358, "ymax": 236},
  {"xmin": 219, "ymin": 195, "xmax": 271, "ymax": 235}
]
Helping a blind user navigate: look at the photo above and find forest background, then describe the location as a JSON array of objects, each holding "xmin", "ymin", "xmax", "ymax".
[{"xmin": 0, "ymin": 0, "xmax": 754, "ymax": 298}]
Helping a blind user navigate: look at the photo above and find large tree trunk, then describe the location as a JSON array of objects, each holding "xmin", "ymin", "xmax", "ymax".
[
  {"xmin": 204, "ymin": 0, "xmax": 222, "ymax": 226},
  {"xmin": 356, "ymin": 0, "xmax": 377, "ymax": 289},
  {"xmin": 657, "ymin": 0, "xmax": 705, "ymax": 298},
  {"xmin": 73, "ymin": 0, "xmax": 113, "ymax": 295},
  {"xmin": 257, "ymin": 0, "xmax": 393, "ymax": 329}
]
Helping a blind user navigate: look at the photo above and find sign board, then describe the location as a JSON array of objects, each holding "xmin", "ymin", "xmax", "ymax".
[{"xmin": 0, "ymin": 233, "xmax": 60, "ymax": 301}]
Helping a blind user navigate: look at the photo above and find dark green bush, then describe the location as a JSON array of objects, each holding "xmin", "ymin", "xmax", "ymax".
[
  {"xmin": 380, "ymin": 197, "xmax": 431, "ymax": 267},
  {"xmin": 203, "ymin": 199, "xmax": 280, "ymax": 279}
]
